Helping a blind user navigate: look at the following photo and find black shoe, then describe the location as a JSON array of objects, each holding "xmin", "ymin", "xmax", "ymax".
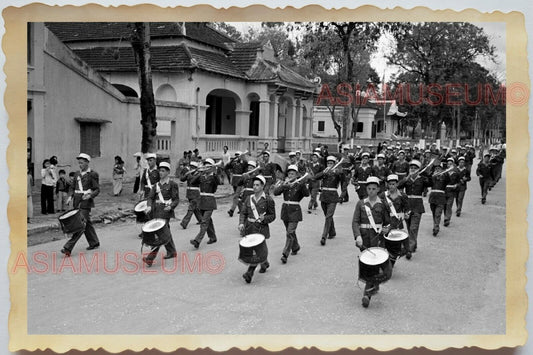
[
  {"xmin": 259, "ymin": 262, "xmax": 270, "ymax": 273},
  {"xmin": 406, "ymin": 251, "xmax": 412, "ymax": 260},
  {"xmin": 307, "ymin": 210, "xmax": 312, "ymax": 214},
  {"xmin": 328, "ymin": 234, "xmax": 336, "ymax": 239},
  {"xmin": 242, "ymin": 272, "xmax": 252, "ymax": 283},
  {"xmin": 320, "ymin": 237, "xmax": 326, "ymax": 246},
  {"xmin": 362, "ymin": 295, "xmax": 370, "ymax": 308},
  {"xmin": 291, "ymin": 247, "xmax": 300, "ymax": 255},
  {"xmin": 190, "ymin": 239, "xmax": 199, "ymax": 249},
  {"xmin": 482, "ymin": 198, "xmax": 486, "ymax": 204},
  {"xmin": 206, "ymin": 239, "xmax": 217, "ymax": 245},
  {"xmin": 164, "ymin": 252, "xmax": 177, "ymax": 260},
  {"xmin": 456, "ymin": 212, "xmax": 461, "ymax": 217},
  {"xmin": 443, "ymin": 221, "xmax": 449, "ymax": 227},
  {"xmin": 432, "ymin": 229, "xmax": 439, "ymax": 237},
  {"xmin": 60, "ymin": 248, "xmax": 71, "ymax": 257},
  {"xmin": 142, "ymin": 257, "xmax": 153, "ymax": 267},
  {"xmin": 281, "ymin": 254, "xmax": 288, "ymax": 264},
  {"xmin": 228, "ymin": 210, "xmax": 234, "ymax": 217},
  {"xmin": 86, "ymin": 243, "xmax": 100, "ymax": 250}
]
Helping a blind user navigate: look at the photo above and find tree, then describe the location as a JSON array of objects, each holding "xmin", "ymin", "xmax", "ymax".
[
  {"xmin": 130, "ymin": 22, "xmax": 157, "ymax": 153},
  {"xmin": 211, "ymin": 22, "xmax": 243, "ymax": 41}
]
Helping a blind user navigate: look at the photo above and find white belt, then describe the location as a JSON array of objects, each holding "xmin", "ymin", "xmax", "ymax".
[
  {"xmin": 74, "ymin": 189, "xmax": 92, "ymax": 194},
  {"xmin": 243, "ymin": 188, "xmax": 253, "ymax": 191},
  {"xmin": 233, "ymin": 174, "xmax": 243, "ymax": 177},
  {"xmin": 247, "ymin": 217, "xmax": 260, "ymax": 223},
  {"xmin": 408, "ymin": 195, "xmax": 423, "ymax": 199},
  {"xmin": 187, "ymin": 187, "xmax": 200, "ymax": 190},
  {"xmin": 322, "ymin": 187, "xmax": 338, "ymax": 191},
  {"xmin": 201, "ymin": 192, "xmax": 215, "ymax": 196},
  {"xmin": 263, "ymin": 175, "xmax": 272, "ymax": 178},
  {"xmin": 446, "ymin": 185, "xmax": 457, "ymax": 188},
  {"xmin": 156, "ymin": 199, "xmax": 172, "ymax": 204},
  {"xmin": 283, "ymin": 201, "xmax": 300, "ymax": 205},
  {"xmin": 431, "ymin": 189, "xmax": 445, "ymax": 193},
  {"xmin": 360, "ymin": 223, "xmax": 382, "ymax": 229},
  {"xmin": 357, "ymin": 181, "xmax": 367, "ymax": 184},
  {"xmin": 396, "ymin": 172, "xmax": 407, "ymax": 175}
]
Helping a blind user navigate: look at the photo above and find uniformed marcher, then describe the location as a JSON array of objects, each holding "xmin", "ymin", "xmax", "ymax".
[
  {"xmin": 307, "ymin": 152, "xmax": 324, "ymax": 213},
  {"xmin": 258, "ymin": 151, "xmax": 277, "ymax": 194},
  {"xmin": 489, "ymin": 147, "xmax": 504, "ymax": 188},
  {"xmin": 140, "ymin": 153, "xmax": 159, "ymax": 198},
  {"xmin": 61, "ymin": 153, "xmax": 101, "ymax": 256},
  {"xmin": 476, "ymin": 153, "xmax": 492, "ymax": 204},
  {"xmin": 143, "ymin": 162, "xmax": 179, "ymax": 266},
  {"xmin": 429, "ymin": 163, "xmax": 450, "ymax": 236},
  {"xmin": 179, "ymin": 161, "xmax": 202, "ymax": 229},
  {"xmin": 237, "ymin": 160, "xmax": 260, "ymax": 233},
  {"xmin": 313, "ymin": 156, "xmax": 347, "ymax": 246},
  {"xmin": 274, "ymin": 165, "xmax": 310, "ymax": 264},
  {"xmin": 455, "ymin": 156, "xmax": 471, "ymax": 217},
  {"xmin": 353, "ymin": 176, "xmax": 391, "ymax": 308},
  {"xmin": 443, "ymin": 157, "xmax": 459, "ymax": 227},
  {"xmin": 190, "ymin": 158, "xmax": 221, "ymax": 248},
  {"xmin": 392, "ymin": 150, "xmax": 409, "ymax": 183},
  {"xmin": 239, "ymin": 175, "xmax": 276, "ymax": 283},
  {"xmin": 372, "ymin": 153, "xmax": 390, "ymax": 193},
  {"xmin": 227, "ymin": 152, "xmax": 247, "ymax": 217},
  {"xmin": 352, "ymin": 152, "xmax": 373, "ymax": 200}
]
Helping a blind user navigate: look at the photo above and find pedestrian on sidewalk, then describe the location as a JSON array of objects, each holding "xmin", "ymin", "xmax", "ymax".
[
  {"xmin": 55, "ymin": 169, "xmax": 69, "ymax": 212},
  {"xmin": 112, "ymin": 156, "xmax": 125, "ymax": 196},
  {"xmin": 40, "ymin": 159, "xmax": 57, "ymax": 214},
  {"xmin": 61, "ymin": 153, "xmax": 100, "ymax": 256}
]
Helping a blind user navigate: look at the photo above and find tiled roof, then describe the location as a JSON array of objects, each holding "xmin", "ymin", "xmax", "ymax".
[
  {"xmin": 189, "ymin": 47, "xmax": 246, "ymax": 79},
  {"xmin": 45, "ymin": 22, "xmax": 236, "ymax": 49},
  {"xmin": 247, "ymin": 59, "xmax": 316, "ymax": 90},
  {"xmin": 228, "ymin": 42, "xmax": 263, "ymax": 72}
]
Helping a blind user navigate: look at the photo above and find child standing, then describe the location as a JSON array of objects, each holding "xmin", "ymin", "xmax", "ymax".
[{"xmin": 56, "ymin": 169, "xmax": 69, "ymax": 212}]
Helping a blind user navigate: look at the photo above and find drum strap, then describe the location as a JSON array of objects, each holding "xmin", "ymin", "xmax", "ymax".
[
  {"xmin": 156, "ymin": 183, "xmax": 166, "ymax": 204},
  {"xmin": 145, "ymin": 169, "xmax": 153, "ymax": 189},
  {"xmin": 250, "ymin": 197, "xmax": 260, "ymax": 220},
  {"xmin": 75, "ymin": 175, "xmax": 91, "ymax": 194},
  {"xmin": 363, "ymin": 201, "xmax": 381, "ymax": 234},
  {"xmin": 385, "ymin": 192, "xmax": 407, "ymax": 230}
]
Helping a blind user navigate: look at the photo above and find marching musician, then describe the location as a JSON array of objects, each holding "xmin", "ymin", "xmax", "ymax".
[
  {"xmin": 455, "ymin": 156, "xmax": 471, "ymax": 217},
  {"xmin": 392, "ymin": 150, "xmax": 409, "ymax": 184},
  {"xmin": 313, "ymin": 156, "xmax": 347, "ymax": 246},
  {"xmin": 306, "ymin": 152, "xmax": 324, "ymax": 213},
  {"xmin": 489, "ymin": 146, "xmax": 504, "ymax": 188},
  {"xmin": 353, "ymin": 176, "xmax": 391, "ymax": 308},
  {"xmin": 239, "ymin": 175, "xmax": 276, "ymax": 283},
  {"xmin": 227, "ymin": 151, "xmax": 247, "ymax": 217},
  {"xmin": 139, "ymin": 153, "xmax": 159, "ymax": 198},
  {"xmin": 429, "ymin": 163, "xmax": 450, "ymax": 236},
  {"xmin": 372, "ymin": 153, "xmax": 390, "ymax": 193},
  {"xmin": 179, "ymin": 161, "xmax": 202, "ymax": 229},
  {"xmin": 352, "ymin": 152, "xmax": 373, "ymax": 201},
  {"xmin": 380, "ymin": 174, "xmax": 410, "ymax": 266},
  {"xmin": 274, "ymin": 164, "xmax": 310, "ymax": 264},
  {"xmin": 190, "ymin": 158, "xmax": 221, "ymax": 249},
  {"xmin": 476, "ymin": 153, "xmax": 492, "ymax": 204},
  {"xmin": 143, "ymin": 162, "xmax": 179, "ymax": 266},
  {"xmin": 398, "ymin": 160, "xmax": 431, "ymax": 257},
  {"xmin": 443, "ymin": 157, "xmax": 459, "ymax": 227},
  {"xmin": 340, "ymin": 148, "xmax": 355, "ymax": 203},
  {"xmin": 258, "ymin": 151, "xmax": 277, "ymax": 195},
  {"xmin": 296, "ymin": 151, "xmax": 307, "ymax": 174},
  {"xmin": 237, "ymin": 160, "xmax": 261, "ymax": 233},
  {"xmin": 61, "ymin": 153, "xmax": 100, "ymax": 256}
]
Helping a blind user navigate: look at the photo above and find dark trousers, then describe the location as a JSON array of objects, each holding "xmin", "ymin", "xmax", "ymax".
[
  {"xmin": 456, "ymin": 190, "xmax": 466, "ymax": 213},
  {"xmin": 308, "ymin": 186, "xmax": 319, "ymax": 210},
  {"xmin": 406, "ymin": 212, "xmax": 422, "ymax": 251},
  {"xmin": 230, "ymin": 185, "xmax": 243, "ymax": 212},
  {"xmin": 63, "ymin": 208, "xmax": 99, "ymax": 251},
  {"xmin": 479, "ymin": 178, "xmax": 491, "ymax": 199},
  {"xmin": 246, "ymin": 242, "xmax": 269, "ymax": 274},
  {"xmin": 133, "ymin": 176, "xmax": 140, "ymax": 193},
  {"xmin": 282, "ymin": 221, "xmax": 299, "ymax": 258},
  {"xmin": 356, "ymin": 184, "xmax": 367, "ymax": 201},
  {"xmin": 181, "ymin": 198, "xmax": 201, "ymax": 228},
  {"xmin": 145, "ymin": 222, "xmax": 177, "ymax": 262},
  {"xmin": 194, "ymin": 209, "xmax": 216, "ymax": 242},
  {"xmin": 41, "ymin": 184, "xmax": 55, "ymax": 214},
  {"xmin": 430, "ymin": 203, "xmax": 444, "ymax": 232},
  {"xmin": 320, "ymin": 202, "xmax": 337, "ymax": 239},
  {"xmin": 361, "ymin": 229, "xmax": 381, "ymax": 297},
  {"xmin": 444, "ymin": 193, "xmax": 456, "ymax": 223}
]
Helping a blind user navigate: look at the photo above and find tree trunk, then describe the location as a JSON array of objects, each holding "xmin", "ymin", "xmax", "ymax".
[{"xmin": 131, "ymin": 22, "xmax": 157, "ymax": 154}]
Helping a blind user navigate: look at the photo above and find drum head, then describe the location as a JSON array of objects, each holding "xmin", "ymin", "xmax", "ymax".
[
  {"xmin": 134, "ymin": 200, "xmax": 148, "ymax": 212},
  {"xmin": 59, "ymin": 209, "xmax": 79, "ymax": 220},
  {"xmin": 142, "ymin": 219, "xmax": 166, "ymax": 232},
  {"xmin": 385, "ymin": 229, "xmax": 409, "ymax": 241},
  {"xmin": 360, "ymin": 247, "xmax": 389, "ymax": 265},
  {"xmin": 240, "ymin": 234, "xmax": 265, "ymax": 247}
]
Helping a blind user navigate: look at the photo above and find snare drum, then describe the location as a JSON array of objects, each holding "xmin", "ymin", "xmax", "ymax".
[
  {"xmin": 358, "ymin": 247, "xmax": 392, "ymax": 284},
  {"xmin": 58, "ymin": 209, "xmax": 86, "ymax": 234},
  {"xmin": 134, "ymin": 200, "xmax": 150, "ymax": 223},
  {"xmin": 238, "ymin": 234, "xmax": 268, "ymax": 265},
  {"xmin": 141, "ymin": 219, "xmax": 171, "ymax": 247},
  {"xmin": 383, "ymin": 229, "xmax": 409, "ymax": 258}
]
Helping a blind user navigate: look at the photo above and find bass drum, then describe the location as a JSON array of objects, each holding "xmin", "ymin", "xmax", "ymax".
[
  {"xmin": 58, "ymin": 209, "xmax": 86, "ymax": 234},
  {"xmin": 141, "ymin": 219, "xmax": 171, "ymax": 247},
  {"xmin": 358, "ymin": 247, "xmax": 392, "ymax": 284},
  {"xmin": 238, "ymin": 233, "xmax": 268, "ymax": 266}
]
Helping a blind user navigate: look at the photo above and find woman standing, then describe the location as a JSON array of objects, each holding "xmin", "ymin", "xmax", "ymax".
[
  {"xmin": 112, "ymin": 156, "xmax": 126, "ymax": 196},
  {"xmin": 40, "ymin": 159, "xmax": 56, "ymax": 214}
]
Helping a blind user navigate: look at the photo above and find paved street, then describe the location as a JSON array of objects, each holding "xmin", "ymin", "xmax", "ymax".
[{"xmin": 25, "ymin": 161, "xmax": 505, "ymax": 335}]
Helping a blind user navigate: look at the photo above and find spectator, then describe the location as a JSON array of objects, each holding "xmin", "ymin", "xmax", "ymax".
[
  {"xmin": 55, "ymin": 169, "xmax": 69, "ymax": 212},
  {"xmin": 133, "ymin": 152, "xmax": 143, "ymax": 194},
  {"xmin": 221, "ymin": 146, "xmax": 231, "ymax": 184},
  {"xmin": 40, "ymin": 159, "xmax": 56, "ymax": 214},
  {"xmin": 112, "ymin": 155, "xmax": 126, "ymax": 196},
  {"xmin": 176, "ymin": 151, "xmax": 190, "ymax": 178}
]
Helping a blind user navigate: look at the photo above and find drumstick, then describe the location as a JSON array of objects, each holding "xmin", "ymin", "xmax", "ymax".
[{"xmin": 361, "ymin": 245, "xmax": 376, "ymax": 256}]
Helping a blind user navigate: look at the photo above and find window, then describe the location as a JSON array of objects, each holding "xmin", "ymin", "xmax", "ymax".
[
  {"xmin": 377, "ymin": 120, "xmax": 384, "ymax": 132},
  {"xmin": 80, "ymin": 123, "xmax": 101, "ymax": 158},
  {"xmin": 318, "ymin": 121, "xmax": 325, "ymax": 132},
  {"xmin": 357, "ymin": 122, "xmax": 364, "ymax": 133}
]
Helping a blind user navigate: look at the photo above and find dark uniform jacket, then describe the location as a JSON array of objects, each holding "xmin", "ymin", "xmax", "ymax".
[
  {"xmin": 179, "ymin": 167, "xmax": 200, "ymax": 200},
  {"xmin": 392, "ymin": 160, "xmax": 410, "ymax": 180},
  {"xmin": 228, "ymin": 158, "xmax": 247, "ymax": 186},
  {"xmin": 191, "ymin": 173, "xmax": 220, "ymax": 210},
  {"xmin": 274, "ymin": 181, "xmax": 309, "ymax": 222},
  {"xmin": 239, "ymin": 193, "xmax": 276, "ymax": 239},
  {"xmin": 238, "ymin": 171, "xmax": 259, "ymax": 201},
  {"xmin": 429, "ymin": 173, "xmax": 449, "ymax": 205},
  {"xmin": 398, "ymin": 173, "xmax": 430, "ymax": 213},
  {"xmin": 141, "ymin": 167, "xmax": 160, "ymax": 195},
  {"xmin": 352, "ymin": 197, "xmax": 391, "ymax": 245},
  {"xmin": 296, "ymin": 159, "xmax": 307, "ymax": 175},
  {"xmin": 69, "ymin": 169, "xmax": 100, "ymax": 209},
  {"xmin": 445, "ymin": 167, "xmax": 460, "ymax": 197},
  {"xmin": 147, "ymin": 179, "xmax": 180, "ymax": 220},
  {"xmin": 313, "ymin": 169, "xmax": 346, "ymax": 203},
  {"xmin": 476, "ymin": 161, "xmax": 492, "ymax": 179},
  {"xmin": 372, "ymin": 165, "xmax": 390, "ymax": 191},
  {"xmin": 308, "ymin": 161, "xmax": 325, "ymax": 189},
  {"xmin": 457, "ymin": 167, "xmax": 471, "ymax": 191},
  {"xmin": 380, "ymin": 191, "xmax": 409, "ymax": 230},
  {"xmin": 258, "ymin": 161, "xmax": 277, "ymax": 184}
]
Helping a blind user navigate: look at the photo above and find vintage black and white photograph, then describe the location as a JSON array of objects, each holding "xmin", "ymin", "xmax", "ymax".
[{"xmin": 21, "ymin": 16, "xmax": 513, "ymax": 344}]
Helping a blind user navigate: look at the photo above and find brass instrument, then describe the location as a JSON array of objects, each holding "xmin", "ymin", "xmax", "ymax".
[{"xmin": 323, "ymin": 157, "xmax": 345, "ymax": 174}]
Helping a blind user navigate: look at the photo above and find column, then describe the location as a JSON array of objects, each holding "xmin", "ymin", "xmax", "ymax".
[
  {"xmin": 235, "ymin": 109, "xmax": 252, "ymax": 136},
  {"xmin": 258, "ymin": 100, "xmax": 270, "ymax": 138}
]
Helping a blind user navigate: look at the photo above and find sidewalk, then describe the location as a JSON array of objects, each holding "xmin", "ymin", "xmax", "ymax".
[{"xmin": 27, "ymin": 179, "xmax": 234, "ymax": 236}]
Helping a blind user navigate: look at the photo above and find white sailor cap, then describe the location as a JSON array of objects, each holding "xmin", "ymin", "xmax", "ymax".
[
  {"xmin": 451, "ymin": 149, "xmax": 457, "ymax": 153},
  {"xmin": 458, "ymin": 156, "xmax": 465, "ymax": 161},
  {"xmin": 409, "ymin": 160, "xmax": 422, "ymax": 168},
  {"xmin": 235, "ymin": 151, "xmax": 242, "ymax": 156},
  {"xmin": 287, "ymin": 164, "xmax": 298, "ymax": 172},
  {"xmin": 248, "ymin": 160, "xmax": 257, "ymax": 168},
  {"xmin": 377, "ymin": 153, "xmax": 385, "ymax": 159},
  {"xmin": 253, "ymin": 175, "xmax": 266, "ymax": 185},
  {"xmin": 190, "ymin": 161, "xmax": 200, "ymax": 168},
  {"xmin": 158, "ymin": 162, "xmax": 171, "ymax": 170},
  {"xmin": 361, "ymin": 152, "xmax": 370, "ymax": 158},
  {"xmin": 133, "ymin": 152, "xmax": 142, "ymax": 157},
  {"xmin": 289, "ymin": 151, "xmax": 297, "ymax": 157},
  {"xmin": 262, "ymin": 151, "xmax": 271, "ymax": 156},
  {"xmin": 366, "ymin": 176, "xmax": 380, "ymax": 186},
  {"xmin": 398, "ymin": 150, "xmax": 405, "ymax": 155},
  {"xmin": 387, "ymin": 174, "xmax": 399, "ymax": 182},
  {"xmin": 145, "ymin": 153, "xmax": 157, "ymax": 160},
  {"xmin": 312, "ymin": 152, "xmax": 321, "ymax": 158},
  {"xmin": 326, "ymin": 156, "xmax": 337, "ymax": 162},
  {"xmin": 295, "ymin": 150, "xmax": 301, "ymax": 154},
  {"xmin": 447, "ymin": 157, "xmax": 455, "ymax": 163},
  {"xmin": 77, "ymin": 153, "xmax": 91, "ymax": 162},
  {"xmin": 204, "ymin": 158, "xmax": 215, "ymax": 166},
  {"xmin": 356, "ymin": 145, "xmax": 361, "ymax": 149}
]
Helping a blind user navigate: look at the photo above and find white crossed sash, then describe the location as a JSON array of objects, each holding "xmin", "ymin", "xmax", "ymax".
[
  {"xmin": 250, "ymin": 196, "xmax": 260, "ymax": 220},
  {"xmin": 385, "ymin": 191, "xmax": 407, "ymax": 230},
  {"xmin": 75, "ymin": 175, "xmax": 91, "ymax": 195},
  {"xmin": 145, "ymin": 169, "xmax": 153, "ymax": 189},
  {"xmin": 155, "ymin": 183, "xmax": 169, "ymax": 205},
  {"xmin": 363, "ymin": 199, "xmax": 381, "ymax": 234}
]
